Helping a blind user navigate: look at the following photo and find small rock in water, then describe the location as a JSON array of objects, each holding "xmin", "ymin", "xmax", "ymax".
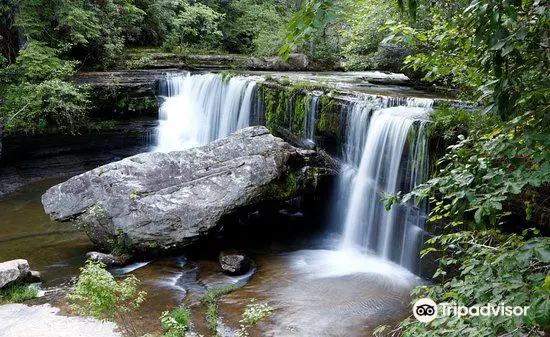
[
  {"xmin": 219, "ymin": 250, "xmax": 252, "ymax": 275},
  {"xmin": 85, "ymin": 252, "xmax": 129, "ymax": 266},
  {"xmin": 28, "ymin": 270, "xmax": 42, "ymax": 283},
  {"xmin": 0, "ymin": 259, "xmax": 41, "ymax": 289}
]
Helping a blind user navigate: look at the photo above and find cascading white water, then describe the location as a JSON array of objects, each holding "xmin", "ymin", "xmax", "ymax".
[
  {"xmin": 155, "ymin": 73, "xmax": 257, "ymax": 152},
  {"xmin": 336, "ymin": 96, "xmax": 432, "ymax": 271},
  {"xmin": 303, "ymin": 93, "xmax": 322, "ymax": 143}
]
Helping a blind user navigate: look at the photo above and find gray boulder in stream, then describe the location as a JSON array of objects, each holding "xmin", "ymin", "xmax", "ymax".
[{"xmin": 41, "ymin": 126, "xmax": 336, "ymax": 253}]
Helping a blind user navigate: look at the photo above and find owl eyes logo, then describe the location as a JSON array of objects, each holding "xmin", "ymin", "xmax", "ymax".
[
  {"xmin": 415, "ymin": 304, "xmax": 436, "ymax": 316},
  {"xmin": 412, "ymin": 298, "xmax": 438, "ymax": 322}
]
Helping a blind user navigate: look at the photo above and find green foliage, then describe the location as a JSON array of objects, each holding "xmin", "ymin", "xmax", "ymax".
[
  {"xmin": 4, "ymin": 42, "xmax": 77, "ymax": 81},
  {"xmin": 66, "ymin": 261, "xmax": 146, "ymax": 321},
  {"xmin": 384, "ymin": 0, "xmax": 549, "ymax": 118},
  {"xmin": 0, "ymin": 284, "xmax": 39, "ymax": 303},
  {"xmin": 381, "ymin": 109, "xmax": 549, "ymax": 337},
  {"xmin": 428, "ymin": 104, "xmax": 499, "ymax": 142},
  {"xmin": 376, "ymin": 233, "xmax": 550, "ymax": 336},
  {"xmin": 160, "ymin": 305, "xmax": 191, "ymax": 337},
  {"xmin": 162, "ymin": 1, "xmax": 224, "ymax": 52},
  {"xmin": 0, "ymin": 79, "xmax": 90, "ymax": 134},
  {"xmin": 200, "ymin": 284, "xmax": 237, "ymax": 333},
  {"xmin": 0, "ymin": 40, "xmax": 89, "ymax": 135},
  {"xmin": 223, "ymin": 0, "xmax": 290, "ymax": 55},
  {"xmin": 339, "ymin": 0, "xmax": 398, "ymax": 69},
  {"xmin": 279, "ymin": 0, "xmax": 339, "ymax": 59},
  {"xmin": 15, "ymin": 0, "xmax": 145, "ymax": 68},
  {"xmin": 237, "ymin": 299, "xmax": 274, "ymax": 337},
  {"xmin": 405, "ymin": 113, "xmax": 549, "ymax": 229}
]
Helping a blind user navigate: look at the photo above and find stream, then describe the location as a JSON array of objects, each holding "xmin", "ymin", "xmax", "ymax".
[
  {"xmin": 0, "ymin": 70, "xmax": 436, "ymax": 336},
  {"xmin": 0, "ymin": 178, "xmax": 420, "ymax": 336}
]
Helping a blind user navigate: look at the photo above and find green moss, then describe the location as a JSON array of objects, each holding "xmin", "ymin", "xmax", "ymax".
[
  {"xmin": 261, "ymin": 80, "xmax": 339, "ymax": 138},
  {"xmin": 292, "ymin": 95, "xmax": 307, "ymax": 136},
  {"xmin": 264, "ymin": 169, "xmax": 307, "ymax": 200},
  {"xmin": 218, "ymin": 70, "xmax": 236, "ymax": 81}
]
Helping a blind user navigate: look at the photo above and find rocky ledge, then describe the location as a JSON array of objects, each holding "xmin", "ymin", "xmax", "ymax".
[{"xmin": 41, "ymin": 127, "xmax": 336, "ymax": 253}]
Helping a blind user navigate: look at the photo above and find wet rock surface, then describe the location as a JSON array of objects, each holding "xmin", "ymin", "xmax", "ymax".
[{"xmin": 41, "ymin": 127, "xmax": 337, "ymax": 253}]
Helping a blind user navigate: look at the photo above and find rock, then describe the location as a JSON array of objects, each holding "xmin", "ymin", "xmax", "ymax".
[
  {"xmin": 0, "ymin": 303, "xmax": 122, "ymax": 337},
  {"xmin": 85, "ymin": 252, "xmax": 129, "ymax": 266},
  {"xmin": 0, "ymin": 259, "xmax": 41, "ymax": 289},
  {"xmin": 28, "ymin": 270, "xmax": 41, "ymax": 283},
  {"xmin": 219, "ymin": 251, "xmax": 252, "ymax": 275},
  {"xmin": 41, "ymin": 126, "xmax": 336, "ymax": 253},
  {"xmin": 0, "ymin": 260, "xmax": 29, "ymax": 289},
  {"xmin": 0, "ymin": 119, "xmax": 156, "ymax": 198},
  {"xmin": 74, "ymin": 69, "xmax": 175, "ymax": 118}
]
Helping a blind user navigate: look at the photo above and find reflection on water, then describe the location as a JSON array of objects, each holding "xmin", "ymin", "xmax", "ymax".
[
  {"xmin": 0, "ymin": 178, "xmax": 92, "ymax": 285},
  {"xmin": 219, "ymin": 248, "xmax": 419, "ymax": 337},
  {"xmin": 0, "ymin": 179, "xmax": 418, "ymax": 336}
]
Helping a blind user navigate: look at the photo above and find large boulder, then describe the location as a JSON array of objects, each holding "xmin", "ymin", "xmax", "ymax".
[
  {"xmin": 42, "ymin": 127, "xmax": 336, "ymax": 253},
  {"xmin": 0, "ymin": 259, "xmax": 40, "ymax": 289}
]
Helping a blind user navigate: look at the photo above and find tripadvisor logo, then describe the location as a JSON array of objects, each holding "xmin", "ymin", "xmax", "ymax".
[{"xmin": 412, "ymin": 298, "xmax": 530, "ymax": 323}]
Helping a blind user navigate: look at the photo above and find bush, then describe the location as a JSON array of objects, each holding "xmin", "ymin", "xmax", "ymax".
[
  {"xmin": 0, "ymin": 80, "xmax": 90, "ymax": 134},
  {"xmin": 375, "ymin": 233, "xmax": 550, "ymax": 336},
  {"xmin": 339, "ymin": 0, "xmax": 398, "ymax": 70},
  {"xmin": 66, "ymin": 261, "xmax": 146, "ymax": 321},
  {"xmin": 222, "ymin": 0, "xmax": 289, "ymax": 56},
  {"xmin": 428, "ymin": 104, "xmax": 499, "ymax": 143},
  {"xmin": 0, "ymin": 40, "xmax": 90, "ymax": 135},
  {"xmin": 1, "ymin": 41, "xmax": 77, "ymax": 82},
  {"xmin": 160, "ymin": 305, "xmax": 192, "ymax": 337}
]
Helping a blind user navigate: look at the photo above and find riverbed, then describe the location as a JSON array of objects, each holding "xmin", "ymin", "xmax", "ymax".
[{"xmin": 0, "ymin": 178, "xmax": 420, "ymax": 336}]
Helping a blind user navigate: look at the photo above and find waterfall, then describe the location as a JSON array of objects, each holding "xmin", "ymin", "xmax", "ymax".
[
  {"xmin": 155, "ymin": 73, "xmax": 257, "ymax": 152},
  {"xmin": 303, "ymin": 93, "xmax": 322, "ymax": 144},
  {"xmin": 336, "ymin": 96, "xmax": 432, "ymax": 272}
]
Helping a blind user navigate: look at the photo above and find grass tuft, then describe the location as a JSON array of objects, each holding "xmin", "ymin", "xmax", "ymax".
[
  {"xmin": 0, "ymin": 283, "xmax": 38, "ymax": 303},
  {"xmin": 199, "ymin": 284, "xmax": 237, "ymax": 333}
]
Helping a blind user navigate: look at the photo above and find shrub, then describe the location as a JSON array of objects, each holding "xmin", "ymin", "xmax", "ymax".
[
  {"xmin": 66, "ymin": 261, "xmax": 146, "ymax": 321},
  {"xmin": 375, "ymin": 233, "xmax": 550, "ymax": 336},
  {"xmin": 160, "ymin": 305, "xmax": 192, "ymax": 337},
  {"xmin": 0, "ymin": 79, "xmax": 90, "ymax": 134},
  {"xmin": 163, "ymin": 1, "xmax": 224, "ymax": 51},
  {"xmin": 1, "ymin": 41, "xmax": 77, "ymax": 82},
  {"xmin": 428, "ymin": 104, "xmax": 499, "ymax": 143}
]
